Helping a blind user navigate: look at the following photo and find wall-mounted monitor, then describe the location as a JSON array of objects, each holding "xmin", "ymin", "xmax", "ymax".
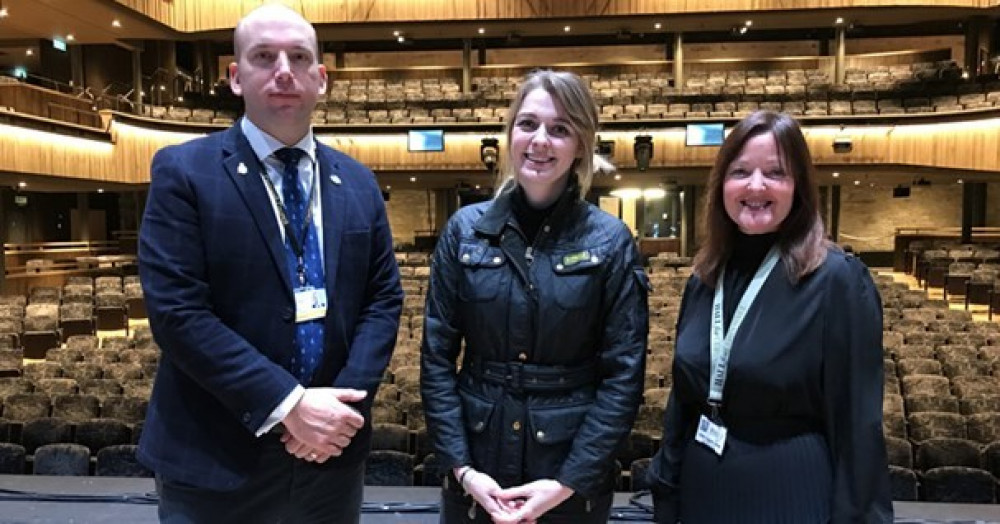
[
  {"xmin": 685, "ymin": 123, "xmax": 725, "ymax": 147},
  {"xmin": 408, "ymin": 129, "xmax": 445, "ymax": 152}
]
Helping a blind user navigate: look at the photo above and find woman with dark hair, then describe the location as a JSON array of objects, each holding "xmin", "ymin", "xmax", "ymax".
[
  {"xmin": 647, "ymin": 110, "xmax": 892, "ymax": 523},
  {"xmin": 421, "ymin": 69, "xmax": 648, "ymax": 523}
]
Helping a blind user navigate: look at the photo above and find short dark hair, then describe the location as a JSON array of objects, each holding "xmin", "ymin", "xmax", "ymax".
[{"xmin": 693, "ymin": 110, "xmax": 829, "ymax": 286}]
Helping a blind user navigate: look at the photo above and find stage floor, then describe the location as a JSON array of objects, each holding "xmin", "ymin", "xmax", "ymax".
[{"xmin": 0, "ymin": 475, "xmax": 998, "ymax": 523}]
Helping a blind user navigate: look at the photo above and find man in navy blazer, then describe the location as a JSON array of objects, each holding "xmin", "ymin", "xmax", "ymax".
[{"xmin": 137, "ymin": 5, "xmax": 402, "ymax": 522}]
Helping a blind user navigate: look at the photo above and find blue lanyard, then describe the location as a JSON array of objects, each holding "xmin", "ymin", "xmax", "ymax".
[{"xmin": 708, "ymin": 246, "xmax": 781, "ymax": 413}]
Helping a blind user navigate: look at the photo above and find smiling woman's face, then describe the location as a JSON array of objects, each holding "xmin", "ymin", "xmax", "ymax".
[
  {"xmin": 509, "ymin": 88, "xmax": 581, "ymax": 206},
  {"xmin": 722, "ymin": 132, "xmax": 795, "ymax": 234}
]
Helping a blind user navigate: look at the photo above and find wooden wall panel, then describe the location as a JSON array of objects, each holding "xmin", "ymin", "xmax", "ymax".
[
  {"xmin": 6, "ymin": 113, "xmax": 1000, "ymax": 184},
  {"xmin": 115, "ymin": 0, "xmax": 992, "ymax": 33}
]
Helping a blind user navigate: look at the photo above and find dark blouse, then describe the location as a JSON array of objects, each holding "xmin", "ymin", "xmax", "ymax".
[{"xmin": 648, "ymin": 238, "xmax": 893, "ymax": 523}]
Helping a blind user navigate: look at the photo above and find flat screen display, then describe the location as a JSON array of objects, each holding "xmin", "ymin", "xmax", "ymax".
[
  {"xmin": 686, "ymin": 123, "xmax": 725, "ymax": 146},
  {"xmin": 408, "ymin": 129, "xmax": 445, "ymax": 152}
]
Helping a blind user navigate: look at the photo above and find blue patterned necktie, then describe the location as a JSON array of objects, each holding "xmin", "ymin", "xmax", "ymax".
[{"xmin": 274, "ymin": 147, "xmax": 325, "ymax": 384}]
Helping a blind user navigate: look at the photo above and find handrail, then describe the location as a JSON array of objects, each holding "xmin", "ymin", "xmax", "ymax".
[{"xmin": 896, "ymin": 227, "xmax": 1000, "ymax": 235}]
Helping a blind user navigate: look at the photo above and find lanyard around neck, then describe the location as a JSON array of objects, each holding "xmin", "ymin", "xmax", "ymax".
[
  {"xmin": 708, "ymin": 246, "xmax": 781, "ymax": 411},
  {"xmin": 258, "ymin": 156, "xmax": 319, "ymax": 280}
]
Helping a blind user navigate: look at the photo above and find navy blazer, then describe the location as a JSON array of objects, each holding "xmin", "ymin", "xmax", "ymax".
[{"xmin": 137, "ymin": 123, "xmax": 402, "ymax": 490}]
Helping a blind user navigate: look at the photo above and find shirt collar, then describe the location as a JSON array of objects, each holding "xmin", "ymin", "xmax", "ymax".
[{"xmin": 240, "ymin": 117, "xmax": 317, "ymax": 166}]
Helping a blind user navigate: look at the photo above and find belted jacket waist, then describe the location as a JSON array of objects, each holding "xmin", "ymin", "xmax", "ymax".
[{"xmin": 463, "ymin": 358, "xmax": 597, "ymax": 394}]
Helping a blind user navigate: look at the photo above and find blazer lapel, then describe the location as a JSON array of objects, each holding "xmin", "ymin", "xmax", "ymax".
[
  {"xmin": 317, "ymin": 146, "xmax": 346, "ymax": 298},
  {"xmin": 222, "ymin": 125, "xmax": 294, "ymax": 298}
]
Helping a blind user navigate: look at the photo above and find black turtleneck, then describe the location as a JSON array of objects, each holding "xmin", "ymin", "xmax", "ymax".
[
  {"xmin": 721, "ymin": 231, "xmax": 779, "ymax": 330},
  {"xmin": 511, "ymin": 185, "xmax": 559, "ymax": 245}
]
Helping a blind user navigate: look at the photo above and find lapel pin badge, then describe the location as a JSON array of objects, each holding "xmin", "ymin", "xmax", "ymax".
[
  {"xmin": 330, "ymin": 174, "xmax": 342, "ymax": 185},
  {"xmin": 237, "ymin": 162, "xmax": 248, "ymax": 175}
]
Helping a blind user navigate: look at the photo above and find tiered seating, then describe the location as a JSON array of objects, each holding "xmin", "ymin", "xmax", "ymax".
[
  {"xmin": 0, "ymin": 310, "xmax": 156, "ymax": 475},
  {"xmin": 144, "ymin": 59, "xmax": 1000, "ymax": 126},
  {"xmin": 877, "ymin": 275, "xmax": 1000, "ymax": 503},
  {"xmin": 908, "ymin": 242, "xmax": 1000, "ymax": 318},
  {"xmin": 142, "ymin": 104, "xmax": 236, "ymax": 125}
]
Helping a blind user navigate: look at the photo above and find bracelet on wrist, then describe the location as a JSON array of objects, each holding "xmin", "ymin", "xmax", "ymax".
[{"xmin": 458, "ymin": 466, "xmax": 474, "ymax": 488}]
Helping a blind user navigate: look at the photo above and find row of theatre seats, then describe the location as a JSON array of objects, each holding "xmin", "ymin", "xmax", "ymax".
[
  {"xmin": 2, "ymin": 249, "xmax": 1000, "ymax": 501},
  {"xmin": 907, "ymin": 243, "xmax": 1000, "ymax": 318},
  {"xmin": 143, "ymin": 60, "xmax": 998, "ymax": 125},
  {"xmin": 0, "ymin": 275, "xmax": 146, "ymax": 360},
  {"xmin": 0, "ymin": 329, "xmax": 156, "ymax": 477}
]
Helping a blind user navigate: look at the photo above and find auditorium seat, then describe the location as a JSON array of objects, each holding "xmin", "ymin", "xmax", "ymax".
[
  {"xmin": 62, "ymin": 363, "xmax": 103, "ymax": 382},
  {"xmin": 617, "ymin": 431, "xmax": 655, "ymax": 471},
  {"xmin": 65, "ymin": 334, "xmax": 99, "ymax": 352},
  {"xmin": 888, "ymin": 465, "xmax": 919, "ymax": 501},
  {"xmin": 51, "ymin": 394, "xmax": 100, "ymax": 423},
  {"xmin": 921, "ymin": 466, "xmax": 996, "ymax": 503},
  {"xmin": 959, "ymin": 395, "xmax": 1000, "ymax": 415},
  {"xmin": 629, "ymin": 457, "xmax": 652, "ymax": 491},
  {"xmin": 416, "ymin": 452, "xmax": 445, "ymax": 487},
  {"xmin": 914, "ymin": 437, "xmax": 982, "ymax": 470},
  {"xmin": 907, "ymin": 412, "xmax": 967, "ymax": 441},
  {"xmin": 101, "ymin": 336, "xmax": 131, "ymax": 351},
  {"xmin": 77, "ymin": 379, "xmax": 121, "ymax": 401},
  {"xmin": 885, "ymin": 436, "xmax": 913, "ymax": 468},
  {"xmin": 95, "ymin": 444, "xmax": 151, "ymax": 477},
  {"xmin": 371, "ymin": 422, "xmax": 410, "ymax": 453},
  {"xmin": 904, "ymin": 394, "xmax": 960, "ymax": 415},
  {"xmin": 966, "ymin": 413, "xmax": 1000, "ymax": 444},
  {"xmin": 0, "ymin": 442, "xmax": 26, "ymax": 474},
  {"xmin": 33, "ymin": 443, "xmax": 90, "ymax": 476},
  {"xmin": 3, "ymin": 393, "xmax": 51, "ymax": 421},
  {"xmin": 0, "ymin": 349, "xmax": 22, "ymax": 378},
  {"xmin": 364, "ymin": 450, "xmax": 414, "ymax": 486},
  {"xmin": 102, "ymin": 363, "xmax": 142, "ymax": 383},
  {"xmin": 21, "ymin": 417, "xmax": 72, "ymax": 454},
  {"xmin": 34, "ymin": 378, "xmax": 78, "ymax": 397},
  {"xmin": 75, "ymin": 419, "xmax": 132, "ymax": 454},
  {"xmin": 0, "ymin": 377, "xmax": 34, "ymax": 401},
  {"xmin": 100, "ymin": 396, "xmax": 147, "ymax": 424},
  {"xmin": 95, "ymin": 291, "xmax": 127, "ymax": 331}
]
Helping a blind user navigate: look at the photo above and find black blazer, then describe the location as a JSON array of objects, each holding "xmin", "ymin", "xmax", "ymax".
[{"xmin": 137, "ymin": 123, "xmax": 402, "ymax": 490}]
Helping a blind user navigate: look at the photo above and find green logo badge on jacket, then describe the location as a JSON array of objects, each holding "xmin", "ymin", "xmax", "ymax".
[{"xmin": 562, "ymin": 250, "xmax": 591, "ymax": 267}]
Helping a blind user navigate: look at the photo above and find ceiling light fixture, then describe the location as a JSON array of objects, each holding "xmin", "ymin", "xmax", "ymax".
[
  {"xmin": 477, "ymin": 27, "xmax": 485, "ymax": 34},
  {"xmin": 66, "ymin": 34, "xmax": 75, "ymax": 41},
  {"xmin": 0, "ymin": 2, "xmax": 8, "ymax": 18},
  {"xmin": 563, "ymin": 25, "xmax": 571, "ymax": 32},
  {"xmin": 654, "ymin": 22, "xmax": 662, "ymax": 30},
  {"xmin": 111, "ymin": 19, "xmax": 122, "ymax": 28}
]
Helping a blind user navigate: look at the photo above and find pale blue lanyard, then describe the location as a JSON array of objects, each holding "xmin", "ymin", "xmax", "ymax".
[{"xmin": 708, "ymin": 246, "xmax": 781, "ymax": 414}]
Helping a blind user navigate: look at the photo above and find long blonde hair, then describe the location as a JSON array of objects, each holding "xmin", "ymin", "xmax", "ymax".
[{"xmin": 495, "ymin": 69, "xmax": 602, "ymax": 199}]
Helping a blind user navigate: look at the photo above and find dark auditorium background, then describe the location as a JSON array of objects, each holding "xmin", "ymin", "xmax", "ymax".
[{"xmin": 0, "ymin": 0, "xmax": 999, "ymax": 510}]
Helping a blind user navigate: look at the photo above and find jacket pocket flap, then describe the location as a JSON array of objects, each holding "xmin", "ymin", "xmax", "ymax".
[
  {"xmin": 459, "ymin": 242, "xmax": 504, "ymax": 268},
  {"xmin": 527, "ymin": 403, "xmax": 590, "ymax": 444},
  {"xmin": 459, "ymin": 391, "xmax": 496, "ymax": 434}
]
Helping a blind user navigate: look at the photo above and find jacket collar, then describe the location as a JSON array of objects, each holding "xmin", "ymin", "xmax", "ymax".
[{"xmin": 473, "ymin": 175, "xmax": 582, "ymax": 238}]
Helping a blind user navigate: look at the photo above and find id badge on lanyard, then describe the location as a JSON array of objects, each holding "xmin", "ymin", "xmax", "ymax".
[
  {"xmin": 697, "ymin": 246, "xmax": 780, "ymax": 456},
  {"xmin": 294, "ymin": 285, "xmax": 327, "ymax": 323}
]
